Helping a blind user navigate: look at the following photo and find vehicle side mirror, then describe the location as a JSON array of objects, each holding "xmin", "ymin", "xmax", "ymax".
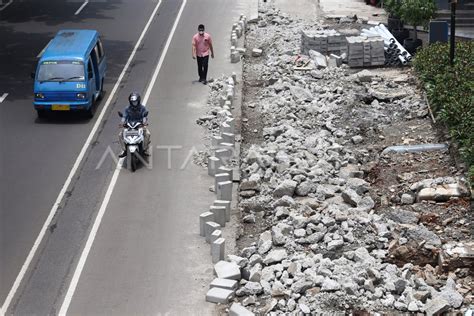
[
  {"xmin": 144, "ymin": 111, "xmax": 149, "ymax": 117},
  {"xmin": 31, "ymin": 72, "xmax": 36, "ymax": 79},
  {"xmin": 118, "ymin": 111, "xmax": 123, "ymax": 117}
]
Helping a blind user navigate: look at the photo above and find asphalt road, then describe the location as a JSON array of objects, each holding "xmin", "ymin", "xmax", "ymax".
[{"xmin": 1, "ymin": 0, "xmax": 253, "ymax": 314}]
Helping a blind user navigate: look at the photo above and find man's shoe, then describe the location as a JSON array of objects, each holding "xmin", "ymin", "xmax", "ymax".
[
  {"xmin": 118, "ymin": 151, "xmax": 127, "ymax": 158},
  {"xmin": 198, "ymin": 78, "xmax": 203, "ymax": 83},
  {"xmin": 202, "ymin": 80, "xmax": 207, "ymax": 85}
]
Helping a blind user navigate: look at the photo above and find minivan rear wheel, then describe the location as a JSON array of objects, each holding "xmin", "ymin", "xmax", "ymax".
[{"xmin": 97, "ymin": 79, "xmax": 105, "ymax": 101}]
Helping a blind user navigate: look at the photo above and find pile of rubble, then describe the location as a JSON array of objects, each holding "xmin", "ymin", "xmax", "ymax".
[{"xmin": 210, "ymin": 4, "xmax": 472, "ymax": 315}]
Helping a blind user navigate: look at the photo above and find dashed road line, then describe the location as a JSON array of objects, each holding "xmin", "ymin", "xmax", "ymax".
[
  {"xmin": 74, "ymin": 0, "xmax": 89, "ymax": 15},
  {"xmin": 0, "ymin": 93, "xmax": 8, "ymax": 103},
  {"xmin": 0, "ymin": 0, "xmax": 13, "ymax": 12}
]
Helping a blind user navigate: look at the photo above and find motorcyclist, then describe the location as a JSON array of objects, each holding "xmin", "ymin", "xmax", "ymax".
[{"xmin": 118, "ymin": 92, "xmax": 151, "ymax": 158}]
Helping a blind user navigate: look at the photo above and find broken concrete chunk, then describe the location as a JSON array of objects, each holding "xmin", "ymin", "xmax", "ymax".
[
  {"xmin": 263, "ymin": 249, "xmax": 288, "ymax": 265},
  {"xmin": 273, "ymin": 180, "xmax": 297, "ymax": 198},
  {"xmin": 290, "ymin": 86, "xmax": 314, "ymax": 102},
  {"xmin": 229, "ymin": 303, "xmax": 255, "ymax": 316},
  {"xmin": 342, "ymin": 188, "xmax": 361, "ymax": 207},
  {"xmin": 424, "ymin": 297, "xmax": 450, "ymax": 316},
  {"xmin": 353, "ymin": 69, "xmax": 375, "ymax": 82},
  {"xmin": 308, "ymin": 50, "xmax": 327, "ymax": 69},
  {"xmin": 437, "ymin": 278, "xmax": 464, "ymax": 308}
]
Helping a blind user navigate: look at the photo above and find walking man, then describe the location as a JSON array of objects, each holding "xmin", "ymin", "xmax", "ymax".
[{"xmin": 192, "ymin": 24, "xmax": 214, "ymax": 85}]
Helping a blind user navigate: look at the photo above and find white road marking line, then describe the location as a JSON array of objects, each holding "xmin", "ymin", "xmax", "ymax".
[
  {"xmin": 37, "ymin": 39, "xmax": 52, "ymax": 58},
  {"xmin": 59, "ymin": 0, "xmax": 188, "ymax": 314},
  {"xmin": 0, "ymin": 93, "xmax": 8, "ymax": 103},
  {"xmin": 0, "ymin": 0, "xmax": 164, "ymax": 314},
  {"xmin": 0, "ymin": 0, "xmax": 13, "ymax": 12},
  {"xmin": 74, "ymin": 0, "xmax": 89, "ymax": 15}
]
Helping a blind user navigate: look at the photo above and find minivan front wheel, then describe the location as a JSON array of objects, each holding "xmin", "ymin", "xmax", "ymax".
[
  {"xmin": 85, "ymin": 102, "xmax": 96, "ymax": 118},
  {"xmin": 36, "ymin": 109, "xmax": 46, "ymax": 118}
]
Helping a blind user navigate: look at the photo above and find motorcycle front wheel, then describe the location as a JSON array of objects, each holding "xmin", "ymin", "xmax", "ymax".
[{"xmin": 127, "ymin": 149, "xmax": 137, "ymax": 172}]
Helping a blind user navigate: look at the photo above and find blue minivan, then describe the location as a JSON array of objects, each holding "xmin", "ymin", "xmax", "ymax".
[{"xmin": 32, "ymin": 29, "xmax": 106, "ymax": 118}]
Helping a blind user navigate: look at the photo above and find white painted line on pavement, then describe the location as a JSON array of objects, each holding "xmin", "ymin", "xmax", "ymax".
[
  {"xmin": 0, "ymin": 0, "xmax": 13, "ymax": 12},
  {"xmin": 0, "ymin": 93, "xmax": 8, "ymax": 103},
  {"xmin": 74, "ymin": 0, "xmax": 88, "ymax": 15},
  {"xmin": 59, "ymin": 0, "xmax": 187, "ymax": 314},
  {"xmin": 0, "ymin": 0, "xmax": 164, "ymax": 315},
  {"xmin": 59, "ymin": 0, "xmax": 188, "ymax": 314}
]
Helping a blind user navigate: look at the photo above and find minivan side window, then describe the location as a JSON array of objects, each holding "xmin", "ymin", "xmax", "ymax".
[
  {"xmin": 93, "ymin": 45, "xmax": 101, "ymax": 62},
  {"xmin": 97, "ymin": 38, "xmax": 104, "ymax": 59},
  {"xmin": 87, "ymin": 60, "xmax": 93, "ymax": 78}
]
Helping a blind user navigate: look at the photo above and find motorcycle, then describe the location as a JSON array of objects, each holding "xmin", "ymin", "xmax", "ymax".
[{"xmin": 118, "ymin": 111, "xmax": 148, "ymax": 172}]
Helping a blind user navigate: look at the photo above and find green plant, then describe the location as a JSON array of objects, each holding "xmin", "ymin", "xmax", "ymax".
[
  {"xmin": 400, "ymin": 0, "xmax": 437, "ymax": 40},
  {"xmin": 413, "ymin": 41, "xmax": 474, "ymax": 188},
  {"xmin": 384, "ymin": 0, "xmax": 403, "ymax": 18}
]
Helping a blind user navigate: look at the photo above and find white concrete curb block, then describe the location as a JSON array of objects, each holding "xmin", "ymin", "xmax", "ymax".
[
  {"xmin": 210, "ymin": 205, "xmax": 227, "ymax": 227},
  {"xmin": 199, "ymin": 211, "xmax": 215, "ymax": 237},
  {"xmin": 205, "ymin": 221, "xmax": 221, "ymax": 243},
  {"xmin": 211, "ymin": 238, "xmax": 225, "ymax": 263}
]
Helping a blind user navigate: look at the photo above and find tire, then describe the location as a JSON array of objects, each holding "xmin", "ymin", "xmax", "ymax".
[
  {"xmin": 97, "ymin": 79, "xmax": 105, "ymax": 101},
  {"xmin": 85, "ymin": 101, "xmax": 96, "ymax": 118},
  {"xmin": 130, "ymin": 153, "xmax": 137, "ymax": 172},
  {"xmin": 36, "ymin": 109, "xmax": 46, "ymax": 118},
  {"xmin": 403, "ymin": 38, "xmax": 423, "ymax": 55},
  {"xmin": 127, "ymin": 148, "xmax": 137, "ymax": 172}
]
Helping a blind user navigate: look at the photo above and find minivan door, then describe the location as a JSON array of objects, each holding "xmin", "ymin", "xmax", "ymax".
[
  {"xmin": 90, "ymin": 47, "xmax": 101, "ymax": 93},
  {"xmin": 87, "ymin": 59, "xmax": 96, "ymax": 98}
]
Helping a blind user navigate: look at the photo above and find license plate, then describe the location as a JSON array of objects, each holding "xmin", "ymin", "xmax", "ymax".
[
  {"xmin": 52, "ymin": 104, "xmax": 70, "ymax": 111},
  {"xmin": 125, "ymin": 130, "xmax": 139, "ymax": 137}
]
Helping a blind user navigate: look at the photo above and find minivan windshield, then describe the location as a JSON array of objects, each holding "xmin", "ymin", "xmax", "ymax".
[{"xmin": 37, "ymin": 60, "xmax": 85, "ymax": 82}]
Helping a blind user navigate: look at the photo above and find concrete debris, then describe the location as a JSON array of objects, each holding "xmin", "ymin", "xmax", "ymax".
[
  {"xmin": 229, "ymin": 303, "xmax": 255, "ymax": 316},
  {"xmin": 199, "ymin": 4, "xmax": 471, "ymax": 315}
]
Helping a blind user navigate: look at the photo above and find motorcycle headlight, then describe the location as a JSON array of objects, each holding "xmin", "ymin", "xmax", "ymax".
[
  {"xmin": 35, "ymin": 93, "xmax": 44, "ymax": 99},
  {"xmin": 76, "ymin": 93, "xmax": 87, "ymax": 99}
]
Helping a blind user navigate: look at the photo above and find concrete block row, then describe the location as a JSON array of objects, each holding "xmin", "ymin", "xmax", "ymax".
[
  {"xmin": 202, "ymin": 70, "xmax": 240, "ymax": 306},
  {"xmin": 230, "ymin": 15, "xmax": 247, "ymax": 63}
]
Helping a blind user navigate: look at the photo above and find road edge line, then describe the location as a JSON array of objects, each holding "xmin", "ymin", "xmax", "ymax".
[
  {"xmin": 0, "ymin": 0, "xmax": 163, "ymax": 314},
  {"xmin": 58, "ymin": 0, "xmax": 188, "ymax": 314}
]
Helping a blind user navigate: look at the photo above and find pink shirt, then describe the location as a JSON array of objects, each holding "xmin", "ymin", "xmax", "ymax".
[{"xmin": 192, "ymin": 32, "xmax": 212, "ymax": 57}]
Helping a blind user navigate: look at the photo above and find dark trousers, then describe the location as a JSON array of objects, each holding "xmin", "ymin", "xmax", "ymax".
[{"xmin": 197, "ymin": 55, "xmax": 209, "ymax": 81}]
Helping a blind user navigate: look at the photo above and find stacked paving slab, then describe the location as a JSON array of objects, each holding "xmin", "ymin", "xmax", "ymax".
[
  {"xmin": 301, "ymin": 29, "xmax": 347, "ymax": 56},
  {"xmin": 346, "ymin": 35, "xmax": 385, "ymax": 67},
  {"xmin": 302, "ymin": 29, "xmax": 386, "ymax": 68}
]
